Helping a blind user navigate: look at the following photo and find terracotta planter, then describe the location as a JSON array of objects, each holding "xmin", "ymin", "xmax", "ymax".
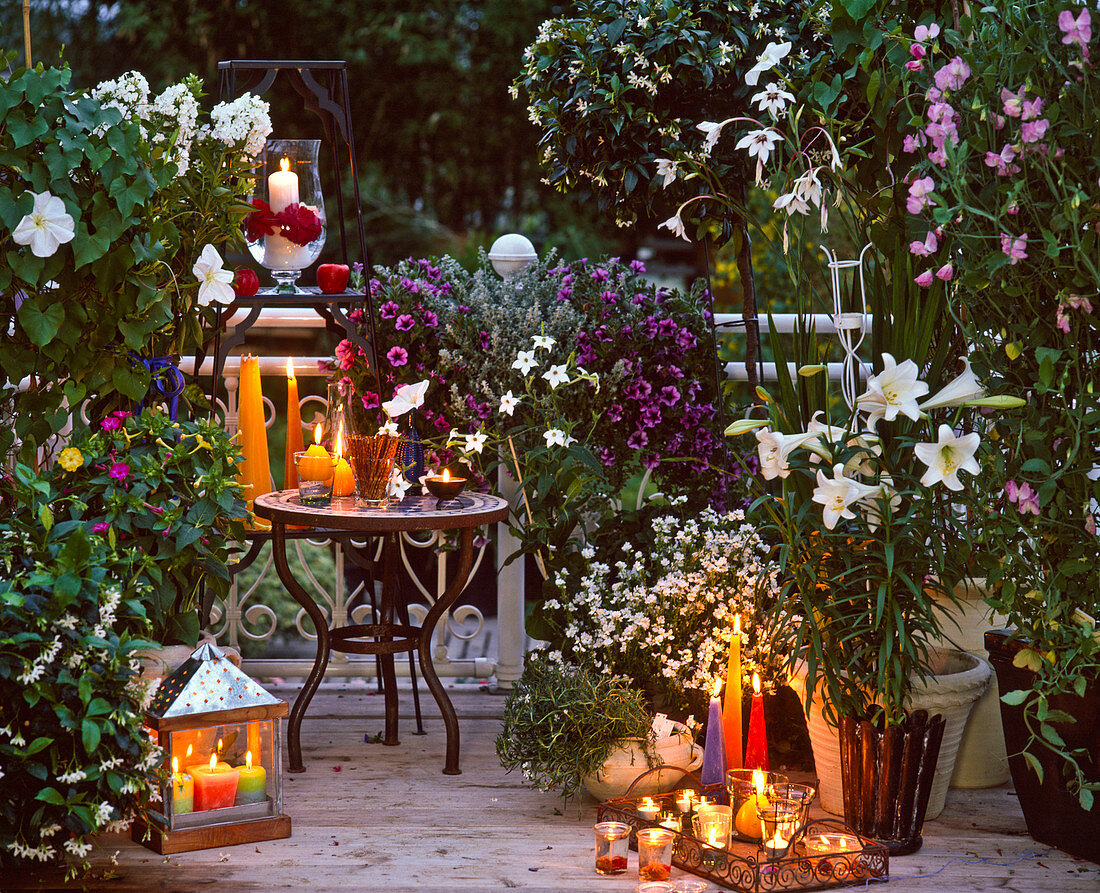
[
  {"xmin": 985, "ymin": 629, "xmax": 1100, "ymax": 864},
  {"xmin": 790, "ymin": 648, "xmax": 990, "ymax": 819},
  {"xmin": 581, "ymin": 723, "xmax": 703, "ymax": 800}
]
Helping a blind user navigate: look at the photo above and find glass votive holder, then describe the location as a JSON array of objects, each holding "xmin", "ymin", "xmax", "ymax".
[
  {"xmin": 757, "ymin": 796, "xmax": 801, "ymax": 860},
  {"xmin": 767, "ymin": 781, "xmax": 816, "ymax": 828},
  {"xmin": 726, "ymin": 768, "xmax": 789, "ymax": 841},
  {"xmin": 635, "ymin": 883, "xmax": 675, "ymax": 893},
  {"xmin": 294, "ymin": 451, "xmax": 337, "ymax": 505},
  {"xmin": 674, "ymin": 789, "xmax": 695, "ymax": 814},
  {"xmin": 800, "ymin": 831, "xmax": 861, "ymax": 878},
  {"xmin": 594, "ymin": 821, "xmax": 631, "ymax": 876},
  {"xmin": 692, "ymin": 806, "xmax": 731, "ymax": 849},
  {"xmin": 658, "ymin": 812, "xmax": 682, "ymax": 832},
  {"xmin": 671, "ymin": 879, "xmax": 710, "ymax": 893},
  {"xmin": 637, "ymin": 796, "xmax": 661, "ymax": 821},
  {"xmin": 637, "ymin": 827, "xmax": 676, "ymax": 882}
]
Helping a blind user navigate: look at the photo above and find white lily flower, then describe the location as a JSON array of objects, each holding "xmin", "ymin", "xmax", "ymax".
[
  {"xmin": 697, "ymin": 121, "xmax": 725, "ymax": 151},
  {"xmin": 724, "ymin": 417, "xmax": 770, "ymax": 436},
  {"xmin": 192, "ymin": 244, "xmax": 235, "ymax": 306},
  {"xmin": 499, "ymin": 390, "xmax": 519, "ymax": 416},
  {"xmin": 542, "ymin": 363, "xmax": 570, "ymax": 389},
  {"xmin": 751, "ymin": 82, "xmax": 795, "ymax": 117},
  {"xmin": 861, "ymin": 475, "xmax": 902, "ymax": 531},
  {"xmin": 382, "ymin": 379, "xmax": 429, "ymax": 418},
  {"xmin": 745, "ymin": 41, "xmax": 792, "ymax": 86},
  {"xmin": 512, "ymin": 349, "xmax": 538, "ymax": 375},
  {"xmin": 918, "ymin": 358, "xmax": 985, "ymax": 411},
  {"xmin": 734, "ymin": 128, "xmax": 784, "ymax": 166},
  {"xmin": 464, "ymin": 431, "xmax": 488, "ymax": 455},
  {"xmin": 531, "ymin": 335, "xmax": 556, "ymax": 351},
  {"xmin": 12, "ymin": 191, "xmax": 76, "ymax": 258},
  {"xmin": 812, "ymin": 463, "xmax": 874, "ymax": 530},
  {"xmin": 915, "ymin": 424, "xmax": 981, "ymax": 491},
  {"xmin": 856, "ymin": 353, "xmax": 929, "ymax": 429},
  {"xmin": 755, "ymin": 428, "xmax": 817, "ymax": 480},
  {"xmin": 654, "ymin": 158, "xmax": 678, "ymax": 187},
  {"xmin": 660, "ymin": 214, "xmax": 689, "ymax": 241}
]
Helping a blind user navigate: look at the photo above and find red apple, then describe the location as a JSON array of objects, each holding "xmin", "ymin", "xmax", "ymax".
[
  {"xmin": 317, "ymin": 263, "xmax": 351, "ymax": 294},
  {"xmin": 233, "ymin": 268, "xmax": 260, "ymax": 297}
]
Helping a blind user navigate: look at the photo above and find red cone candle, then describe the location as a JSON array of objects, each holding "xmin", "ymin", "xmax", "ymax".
[{"xmin": 744, "ymin": 672, "xmax": 769, "ymax": 771}]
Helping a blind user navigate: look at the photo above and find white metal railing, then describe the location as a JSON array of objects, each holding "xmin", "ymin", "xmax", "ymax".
[{"xmin": 714, "ymin": 312, "xmax": 872, "ymax": 382}]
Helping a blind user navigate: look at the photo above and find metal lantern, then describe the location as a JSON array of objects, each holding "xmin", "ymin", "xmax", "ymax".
[{"xmin": 133, "ymin": 643, "xmax": 291, "ymax": 854}]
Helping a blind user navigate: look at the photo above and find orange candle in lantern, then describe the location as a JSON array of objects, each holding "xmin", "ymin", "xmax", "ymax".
[
  {"xmin": 723, "ymin": 614, "xmax": 744, "ymax": 772},
  {"xmin": 284, "ymin": 358, "xmax": 305, "ymax": 490},
  {"xmin": 744, "ymin": 673, "xmax": 769, "ymax": 771},
  {"xmin": 236, "ymin": 355, "xmax": 271, "ymax": 529},
  {"xmin": 191, "ymin": 753, "xmax": 240, "ymax": 811}
]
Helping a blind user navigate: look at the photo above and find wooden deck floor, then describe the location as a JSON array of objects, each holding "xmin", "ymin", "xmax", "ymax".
[{"xmin": 6, "ymin": 683, "xmax": 1100, "ymax": 892}]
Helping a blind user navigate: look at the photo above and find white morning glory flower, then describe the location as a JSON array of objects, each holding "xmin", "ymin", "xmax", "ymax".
[
  {"xmin": 464, "ymin": 431, "xmax": 488, "ymax": 454},
  {"xmin": 499, "ymin": 390, "xmax": 519, "ymax": 416},
  {"xmin": 382, "ymin": 379, "xmax": 429, "ymax": 418},
  {"xmin": 914, "ymin": 424, "xmax": 981, "ymax": 491},
  {"xmin": 531, "ymin": 335, "xmax": 556, "ymax": 351},
  {"xmin": 192, "ymin": 244, "xmax": 235, "ymax": 306},
  {"xmin": 512, "ymin": 349, "xmax": 538, "ymax": 375},
  {"xmin": 856, "ymin": 353, "xmax": 929, "ymax": 429},
  {"xmin": 12, "ymin": 191, "xmax": 76, "ymax": 258},
  {"xmin": 744, "ymin": 41, "xmax": 792, "ymax": 86},
  {"xmin": 751, "ymin": 82, "xmax": 795, "ymax": 118},
  {"xmin": 542, "ymin": 364, "xmax": 570, "ymax": 389}
]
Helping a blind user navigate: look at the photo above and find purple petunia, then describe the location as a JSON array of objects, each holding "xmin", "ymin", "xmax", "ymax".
[
  {"xmin": 627, "ymin": 430, "xmax": 648, "ymax": 449},
  {"xmin": 101, "ymin": 416, "xmax": 121, "ymax": 431},
  {"xmin": 379, "ymin": 301, "xmax": 400, "ymax": 319},
  {"xmin": 629, "ymin": 259, "xmax": 646, "ymax": 273},
  {"xmin": 659, "ymin": 385, "xmax": 681, "ymax": 407},
  {"xmin": 387, "ymin": 346, "xmax": 409, "ymax": 367},
  {"xmin": 421, "ymin": 310, "xmax": 439, "ymax": 327},
  {"xmin": 676, "ymin": 329, "xmax": 697, "ymax": 350},
  {"xmin": 590, "ymin": 267, "xmax": 610, "ymax": 283},
  {"xmin": 479, "ymin": 331, "xmax": 491, "ymax": 350}
]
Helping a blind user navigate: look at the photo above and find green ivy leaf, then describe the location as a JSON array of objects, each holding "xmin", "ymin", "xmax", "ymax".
[{"xmin": 16, "ymin": 294, "xmax": 64, "ymax": 346}]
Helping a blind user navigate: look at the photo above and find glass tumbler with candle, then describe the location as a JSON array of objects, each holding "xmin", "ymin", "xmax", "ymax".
[
  {"xmin": 727, "ymin": 768, "xmax": 788, "ymax": 841},
  {"xmin": 767, "ymin": 781, "xmax": 816, "ymax": 828},
  {"xmin": 246, "ymin": 139, "xmax": 326, "ymax": 292},
  {"xmin": 757, "ymin": 796, "xmax": 801, "ymax": 860},
  {"xmin": 692, "ymin": 806, "xmax": 731, "ymax": 850},
  {"xmin": 593, "ymin": 821, "xmax": 631, "ymax": 875},
  {"xmin": 637, "ymin": 827, "xmax": 676, "ymax": 882}
]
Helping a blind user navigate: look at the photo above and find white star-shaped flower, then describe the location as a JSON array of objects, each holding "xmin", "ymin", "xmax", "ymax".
[
  {"xmin": 512, "ymin": 349, "xmax": 538, "ymax": 375},
  {"xmin": 751, "ymin": 82, "xmax": 795, "ymax": 117},
  {"xmin": 388, "ymin": 467, "xmax": 412, "ymax": 498},
  {"xmin": 914, "ymin": 424, "xmax": 981, "ymax": 491},
  {"xmin": 542, "ymin": 364, "xmax": 570, "ymax": 389},
  {"xmin": 856, "ymin": 353, "xmax": 929, "ymax": 429},
  {"xmin": 543, "ymin": 427, "xmax": 570, "ymax": 448},
  {"xmin": 532, "ymin": 335, "xmax": 556, "ymax": 351},
  {"xmin": 735, "ymin": 128, "xmax": 784, "ymax": 165},
  {"xmin": 499, "ymin": 390, "xmax": 519, "ymax": 416},
  {"xmin": 464, "ymin": 431, "xmax": 488, "ymax": 454},
  {"xmin": 192, "ymin": 244, "xmax": 235, "ymax": 306},
  {"xmin": 378, "ymin": 420, "xmax": 400, "ymax": 436},
  {"xmin": 745, "ymin": 41, "xmax": 792, "ymax": 86},
  {"xmin": 382, "ymin": 379, "xmax": 429, "ymax": 418},
  {"xmin": 12, "ymin": 191, "xmax": 76, "ymax": 258}
]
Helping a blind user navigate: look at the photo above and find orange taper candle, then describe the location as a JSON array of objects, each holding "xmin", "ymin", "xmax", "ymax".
[
  {"xmin": 284, "ymin": 358, "xmax": 305, "ymax": 490},
  {"xmin": 723, "ymin": 614, "xmax": 744, "ymax": 772},
  {"xmin": 236, "ymin": 355, "xmax": 271, "ymax": 529}
]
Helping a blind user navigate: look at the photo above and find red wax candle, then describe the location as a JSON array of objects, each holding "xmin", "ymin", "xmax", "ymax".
[
  {"xmin": 744, "ymin": 672, "xmax": 769, "ymax": 771},
  {"xmin": 192, "ymin": 755, "xmax": 240, "ymax": 811}
]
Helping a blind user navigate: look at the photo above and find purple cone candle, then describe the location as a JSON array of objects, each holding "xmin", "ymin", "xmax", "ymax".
[{"xmin": 700, "ymin": 678, "xmax": 728, "ymax": 786}]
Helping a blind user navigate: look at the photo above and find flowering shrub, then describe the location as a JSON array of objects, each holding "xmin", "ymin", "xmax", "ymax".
[
  {"xmin": 894, "ymin": 1, "xmax": 1100, "ymax": 804},
  {"xmin": 0, "ymin": 468, "xmax": 162, "ymax": 877},
  {"xmin": 534, "ymin": 503, "xmax": 783, "ymax": 722}
]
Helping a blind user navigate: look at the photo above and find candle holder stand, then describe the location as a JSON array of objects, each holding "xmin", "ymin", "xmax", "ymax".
[
  {"xmin": 133, "ymin": 643, "xmax": 291, "ymax": 854},
  {"xmin": 596, "ymin": 767, "xmax": 888, "ymax": 892}
]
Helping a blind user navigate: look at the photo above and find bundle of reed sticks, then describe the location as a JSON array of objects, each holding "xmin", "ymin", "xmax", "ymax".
[{"xmin": 346, "ymin": 433, "xmax": 401, "ymax": 501}]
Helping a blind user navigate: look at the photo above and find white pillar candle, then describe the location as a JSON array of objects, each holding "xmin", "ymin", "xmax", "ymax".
[{"xmin": 268, "ymin": 156, "xmax": 299, "ymax": 213}]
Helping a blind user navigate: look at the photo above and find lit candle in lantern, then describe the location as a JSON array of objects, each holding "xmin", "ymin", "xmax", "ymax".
[
  {"xmin": 234, "ymin": 750, "xmax": 267, "ymax": 805},
  {"xmin": 637, "ymin": 797, "xmax": 660, "ymax": 821},
  {"xmin": 236, "ymin": 355, "xmax": 272, "ymax": 529},
  {"xmin": 744, "ymin": 672, "xmax": 769, "ymax": 771},
  {"xmin": 700, "ymin": 677, "xmax": 727, "ymax": 786},
  {"xmin": 675, "ymin": 790, "xmax": 694, "ymax": 814},
  {"xmin": 268, "ymin": 156, "xmax": 299, "ymax": 213},
  {"xmin": 723, "ymin": 614, "xmax": 744, "ymax": 772},
  {"xmin": 331, "ymin": 421, "xmax": 355, "ymax": 497},
  {"xmin": 764, "ymin": 828, "xmax": 789, "ymax": 861},
  {"xmin": 191, "ymin": 753, "xmax": 240, "ymax": 812},
  {"xmin": 284, "ymin": 358, "xmax": 305, "ymax": 490},
  {"xmin": 170, "ymin": 757, "xmax": 193, "ymax": 816}
]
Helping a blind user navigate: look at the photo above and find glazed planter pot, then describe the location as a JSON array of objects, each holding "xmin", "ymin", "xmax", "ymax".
[
  {"xmin": 790, "ymin": 648, "xmax": 990, "ymax": 819},
  {"xmin": 985, "ymin": 629, "xmax": 1100, "ymax": 865},
  {"xmin": 581, "ymin": 722, "xmax": 703, "ymax": 800}
]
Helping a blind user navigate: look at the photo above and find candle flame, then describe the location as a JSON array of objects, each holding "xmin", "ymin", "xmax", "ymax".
[
  {"xmin": 246, "ymin": 750, "xmax": 253, "ymax": 771},
  {"xmin": 172, "ymin": 756, "xmax": 179, "ymax": 775},
  {"xmin": 752, "ymin": 672, "xmax": 761, "ymax": 695},
  {"xmin": 753, "ymin": 769, "xmax": 766, "ymax": 797},
  {"xmin": 335, "ymin": 422, "xmax": 344, "ymax": 458},
  {"xmin": 209, "ymin": 753, "xmax": 217, "ymax": 773},
  {"xmin": 280, "ymin": 156, "xmax": 290, "ymax": 173},
  {"xmin": 708, "ymin": 827, "xmax": 720, "ymax": 846},
  {"xmin": 734, "ymin": 613, "xmax": 741, "ymax": 636},
  {"xmin": 217, "ymin": 738, "xmax": 223, "ymax": 754},
  {"xmin": 286, "ymin": 357, "xmax": 295, "ymax": 380},
  {"xmin": 185, "ymin": 744, "xmax": 192, "ymax": 758},
  {"xmin": 442, "ymin": 468, "xmax": 450, "ymax": 483},
  {"xmin": 711, "ymin": 677, "xmax": 723, "ymax": 699},
  {"xmin": 642, "ymin": 797, "xmax": 654, "ymax": 808},
  {"xmin": 314, "ymin": 422, "xmax": 323, "ymax": 445}
]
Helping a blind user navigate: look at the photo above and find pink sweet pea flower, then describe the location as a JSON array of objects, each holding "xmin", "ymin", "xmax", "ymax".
[
  {"xmin": 934, "ymin": 57, "xmax": 971, "ymax": 91},
  {"xmin": 914, "ymin": 23, "xmax": 941, "ymax": 42},
  {"xmin": 1021, "ymin": 96, "xmax": 1044, "ymax": 121},
  {"xmin": 910, "ymin": 43, "xmax": 926, "ymax": 60},
  {"xmin": 1059, "ymin": 8, "xmax": 1091, "ymax": 50},
  {"xmin": 905, "ymin": 59, "xmax": 924, "ymax": 72},
  {"xmin": 914, "ymin": 270, "xmax": 934, "ymax": 287},
  {"xmin": 1000, "ymin": 232, "xmax": 1029, "ymax": 264},
  {"xmin": 1001, "ymin": 86, "xmax": 1026, "ymax": 117},
  {"xmin": 906, "ymin": 176, "xmax": 936, "ymax": 213},
  {"xmin": 1005, "ymin": 480, "xmax": 1041, "ymax": 516},
  {"xmin": 1021, "ymin": 118, "xmax": 1050, "ymax": 143},
  {"xmin": 984, "ymin": 144, "xmax": 1017, "ymax": 176},
  {"xmin": 903, "ymin": 133, "xmax": 926, "ymax": 153},
  {"xmin": 936, "ymin": 263, "xmax": 954, "ymax": 281},
  {"xmin": 909, "ymin": 231, "xmax": 939, "ymax": 256},
  {"xmin": 1056, "ymin": 305, "xmax": 1071, "ymax": 333}
]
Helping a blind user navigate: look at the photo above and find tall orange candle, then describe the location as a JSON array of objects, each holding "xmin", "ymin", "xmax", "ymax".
[
  {"xmin": 723, "ymin": 614, "xmax": 744, "ymax": 772},
  {"xmin": 236, "ymin": 355, "xmax": 271, "ymax": 529},
  {"xmin": 284, "ymin": 358, "xmax": 305, "ymax": 490}
]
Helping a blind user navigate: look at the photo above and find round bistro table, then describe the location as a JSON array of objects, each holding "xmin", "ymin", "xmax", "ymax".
[{"xmin": 253, "ymin": 490, "xmax": 509, "ymax": 775}]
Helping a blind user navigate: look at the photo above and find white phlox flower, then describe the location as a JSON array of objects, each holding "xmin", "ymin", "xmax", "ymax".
[
  {"xmin": 12, "ymin": 191, "xmax": 76, "ymax": 258},
  {"xmin": 192, "ymin": 244, "xmax": 235, "ymax": 306},
  {"xmin": 914, "ymin": 424, "xmax": 981, "ymax": 491},
  {"xmin": 856, "ymin": 353, "xmax": 929, "ymax": 429}
]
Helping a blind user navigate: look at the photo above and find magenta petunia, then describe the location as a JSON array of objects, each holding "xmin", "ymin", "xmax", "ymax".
[
  {"xmin": 394, "ymin": 314, "xmax": 415, "ymax": 331},
  {"xmin": 92, "ymin": 522, "xmax": 110, "ymax": 534},
  {"xmin": 387, "ymin": 346, "xmax": 409, "ymax": 367},
  {"xmin": 101, "ymin": 416, "xmax": 121, "ymax": 431},
  {"xmin": 109, "ymin": 462, "xmax": 129, "ymax": 482}
]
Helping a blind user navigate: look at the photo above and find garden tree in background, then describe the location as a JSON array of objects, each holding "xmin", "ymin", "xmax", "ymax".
[{"xmin": 0, "ymin": 0, "xmax": 619, "ymax": 263}]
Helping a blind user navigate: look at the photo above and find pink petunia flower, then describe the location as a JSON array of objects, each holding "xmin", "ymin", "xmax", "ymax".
[
  {"xmin": 109, "ymin": 462, "xmax": 129, "ymax": 482},
  {"xmin": 387, "ymin": 346, "xmax": 408, "ymax": 367},
  {"xmin": 906, "ymin": 176, "xmax": 936, "ymax": 214},
  {"xmin": 1059, "ymin": 8, "xmax": 1091, "ymax": 50},
  {"xmin": 914, "ymin": 270, "xmax": 934, "ymax": 287},
  {"xmin": 936, "ymin": 263, "xmax": 954, "ymax": 281},
  {"xmin": 101, "ymin": 416, "xmax": 121, "ymax": 431},
  {"xmin": 1000, "ymin": 232, "xmax": 1029, "ymax": 264},
  {"xmin": 934, "ymin": 57, "xmax": 971, "ymax": 91},
  {"xmin": 1021, "ymin": 118, "xmax": 1049, "ymax": 143}
]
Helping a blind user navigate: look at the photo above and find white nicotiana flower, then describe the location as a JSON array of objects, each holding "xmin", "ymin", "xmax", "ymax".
[
  {"xmin": 378, "ymin": 420, "xmax": 400, "ymax": 436},
  {"xmin": 499, "ymin": 390, "xmax": 519, "ymax": 416},
  {"xmin": 464, "ymin": 431, "xmax": 488, "ymax": 455},
  {"xmin": 856, "ymin": 353, "xmax": 929, "ymax": 429},
  {"xmin": 914, "ymin": 424, "xmax": 981, "ymax": 491},
  {"xmin": 543, "ymin": 427, "xmax": 570, "ymax": 448},
  {"xmin": 532, "ymin": 334, "xmax": 556, "ymax": 351},
  {"xmin": 654, "ymin": 158, "xmax": 678, "ymax": 188},
  {"xmin": 512, "ymin": 349, "xmax": 538, "ymax": 375},
  {"xmin": 382, "ymin": 379, "xmax": 429, "ymax": 418},
  {"xmin": 388, "ymin": 466, "xmax": 412, "ymax": 499},
  {"xmin": 192, "ymin": 244, "xmax": 235, "ymax": 306},
  {"xmin": 745, "ymin": 40, "xmax": 792, "ymax": 86},
  {"xmin": 751, "ymin": 82, "xmax": 795, "ymax": 117},
  {"xmin": 542, "ymin": 364, "xmax": 570, "ymax": 389},
  {"xmin": 735, "ymin": 128, "xmax": 784, "ymax": 165},
  {"xmin": 12, "ymin": 191, "xmax": 77, "ymax": 258}
]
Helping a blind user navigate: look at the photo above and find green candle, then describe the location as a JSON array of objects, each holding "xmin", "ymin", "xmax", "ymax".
[{"xmin": 234, "ymin": 750, "xmax": 267, "ymax": 805}]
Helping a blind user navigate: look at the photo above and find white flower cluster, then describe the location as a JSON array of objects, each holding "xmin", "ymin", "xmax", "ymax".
[
  {"xmin": 204, "ymin": 93, "xmax": 272, "ymax": 158},
  {"xmin": 99, "ymin": 584, "xmax": 122, "ymax": 630},
  {"xmin": 56, "ymin": 769, "xmax": 87, "ymax": 785},
  {"xmin": 6, "ymin": 840, "xmax": 57, "ymax": 862},
  {"xmin": 18, "ymin": 634, "xmax": 63, "ymax": 685},
  {"xmin": 149, "ymin": 82, "xmax": 200, "ymax": 177},
  {"xmin": 90, "ymin": 71, "xmax": 151, "ymax": 128}
]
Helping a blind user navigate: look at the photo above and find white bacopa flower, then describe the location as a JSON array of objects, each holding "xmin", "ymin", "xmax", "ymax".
[
  {"xmin": 735, "ymin": 128, "xmax": 784, "ymax": 166},
  {"xmin": 382, "ymin": 379, "xmax": 429, "ymax": 418},
  {"xmin": 531, "ymin": 334, "xmax": 556, "ymax": 351},
  {"xmin": 660, "ymin": 214, "xmax": 689, "ymax": 242},
  {"xmin": 751, "ymin": 82, "xmax": 795, "ymax": 117},
  {"xmin": 745, "ymin": 40, "xmax": 793, "ymax": 86},
  {"xmin": 856, "ymin": 353, "xmax": 929, "ymax": 429},
  {"xmin": 914, "ymin": 424, "xmax": 981, "ymax": 491},
  {"xmin": 512, "ymin": 349, "xmax": 538, "ymax": 375},
  {"xmin": 192, "ymin": 244, "xmax": 235, "ymax": 306},
  {"xmin": 12, "ymin": 191, "xmax": 77, "ymax": 258},
  {"xmin": 499, "ymin": 390, "xmax": 519, "ymax": 416},
  {"xmin": 654, "ymin": 158, "xmax": 678, "ymax": 187},
  {"xmin": 542, "ymin": 364, "xmax": 570, "ymax": 389},
  {"xmin": 464, "ymin": 431, "xmax": 488, "ymax": 454}
]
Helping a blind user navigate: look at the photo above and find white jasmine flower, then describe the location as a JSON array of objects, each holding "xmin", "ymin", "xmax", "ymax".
[
  {"xmin": 512, "ymin": 349, "xmax": 538, "ymax": 375},
  {"xmin": 856, "ymin": 353, "xmax": 929, "ymax": 429},
  {"xmin": 64, "ymin": 839, "xmax": 93, "ymax": 857},
  {"xmin": 12, "ymin": 191, "xmax": 76, "ymax": 258},
  {"xmin": 914, "ymin": 425, "xmax": 981, "ymax": 491},
  {"xmin": 192, "ymin": 244, "xmax": 235, "ymax": 306},
  {"xmin": 745, "ymin": 41, "xmax": 792, "ymax": 86},
  {"xmin": 751, "ymin": 82, "xmax": 795, "ymax": 117},
  {"xmin": 57, "ymin": 769, "xmax": 87, "ymax": 785},
  {"xmin": 499, "ymin": 391, "xmax": 519, "ymax": 416},
  {"xmin": 382, "ymin": 379, "xmax": 429, "ymax": 418},
  {"xmin": 542, "ymin": 364, "xmax": 570, "ymax": 389}
]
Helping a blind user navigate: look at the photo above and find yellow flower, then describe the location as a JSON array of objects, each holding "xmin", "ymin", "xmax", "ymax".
[{"xmin": 58, "ymin": 447, "xmax": 83, "ymax": 472}]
